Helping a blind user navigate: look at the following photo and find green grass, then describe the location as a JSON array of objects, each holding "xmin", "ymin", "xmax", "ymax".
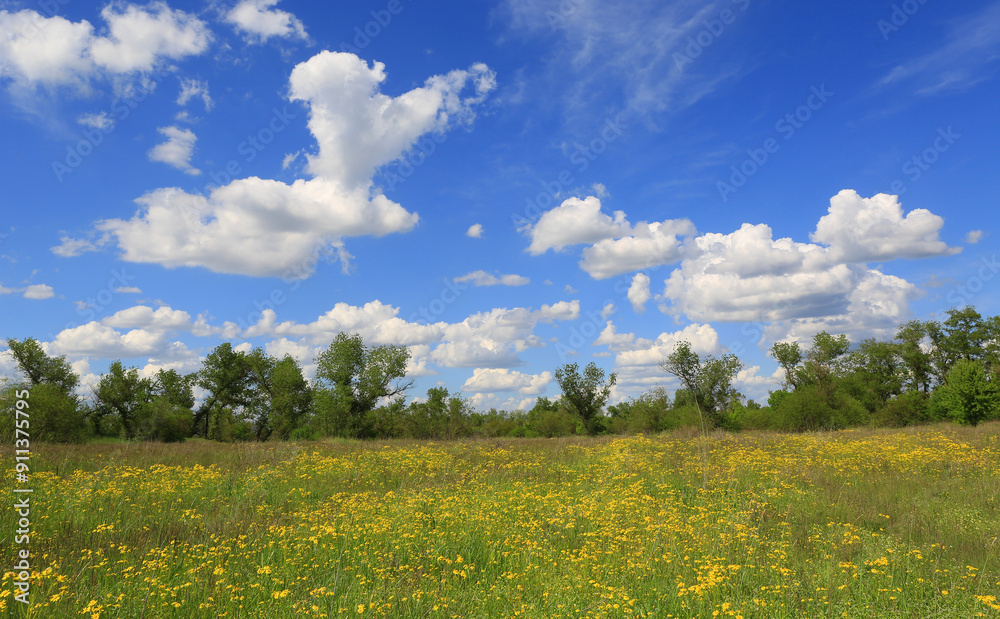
[{"xmin": 3, "ymin": 423, "xmax": 999, "ymax": 618}]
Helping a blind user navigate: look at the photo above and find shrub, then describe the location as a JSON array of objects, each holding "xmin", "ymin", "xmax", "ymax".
[
  {"xmin": 872, "ymin": 391, "xmax": 929, "ymax": 428},
  {"xmin": 928, "ymin": 359, "xmax": 1000, "ymax": 426},
  {"xmin": 771, "ymin": 384, "xmax": 869, "ymax": 432},
  {"xmin": 531, "ymin": 407, "xmax": 578, "ymax": 437},
  {"xmin": 0, "ymin": 383, "xmax": 90, "ymax": 443},
  {"xmin": 289, "ymin": 426, "xmax": 319, "ymax": 441}
]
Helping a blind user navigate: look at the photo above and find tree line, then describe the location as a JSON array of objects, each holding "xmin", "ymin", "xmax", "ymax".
[{"xmin": 2, "ymin": 306, "xmax": 998, "ymax": 443}]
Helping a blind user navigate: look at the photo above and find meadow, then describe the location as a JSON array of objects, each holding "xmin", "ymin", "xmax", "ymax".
[{"xmin": 3, "ymin": 423, "xmax": 999, "ymax": 618}]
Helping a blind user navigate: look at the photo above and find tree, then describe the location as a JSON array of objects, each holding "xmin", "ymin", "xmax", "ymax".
[
  {"xmin": 554, "ymin": 362, "xmax": 616, "ymax": 435},
  {"xmin": 844, "ymin": 339, "xmax": 903, "ymax": 412},
  {"xmin": 770, "ymin": 341, "xmax": 804, "ymax": 390},
  {"xmin": 0, "ymin": 382, "xmax": 89, "ymax": 443},
  {"xmin": 93, "ymin": 361, "xmax": 153, "ymax": 439},
  {"xmin": 3, "ymin": 338, "xmax": 88, "ymax": 443},
  {"xmin": 314, "ymin": 332, "xmax": 411, "ymax": 438},
  {"xmin": 5, "ymin": 337, "xmax": 79, "ymax": 394},
  {"xmin": 927, "ymin": 307, "xmax": 987, "ymax": 381},
  {"xmin": 896, "ymin": 320, "xmax": 933, "ymax": 394},
  {"xmin": 660, "ymin": 342, "xmax": 743, "ymax": 429},
  {"xmin": 267, "ymin": 356, "xmax": 313, "ymax": 440},
  {"xmin": 152, "ymin": 369, "xmax": 195, "ymax": 410},
  {"xmin": 194, "ymin": 343, "xmax": 255, "ymax": 439}
]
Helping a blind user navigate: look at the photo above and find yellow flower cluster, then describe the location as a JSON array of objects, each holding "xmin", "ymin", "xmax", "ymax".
[{"xmin": 0, "ymin": 426, "xmax": 997, "ymax": 617}]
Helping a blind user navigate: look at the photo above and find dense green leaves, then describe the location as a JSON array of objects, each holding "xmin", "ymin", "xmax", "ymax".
[
  {"xmin": 314, "ymin": 332, "xmax": 412, "ymax": 438},
  {"xmin": 930, "ymin": 359, "xmax": 1000, "ymax": 426},
  {"xmin": 554, "ymin": 362, "xmax": 617, "ymax": 435}
]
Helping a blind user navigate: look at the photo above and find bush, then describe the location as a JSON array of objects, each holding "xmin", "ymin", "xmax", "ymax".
[
  {"xmin": 471, "ymin": 410, "xmax": 520, "ymax": 438},
  {"xmin": 928, "ymin": 360, "xmax": 1000, "ymax": 426},
  {"xmin": 531, "ymin": 407, "xmax": 578, "ymax": 437},
  {"xmin": 872, "ymin": 391, "xmax": 929, "ymax": 428},
  {"xmin": 289, "ymin": 426, "xmax": 319, "ymax": 441},
  {"xmin": 771, "ymin": 384, "xmax": 870, "ymax": 432},
  {"xmin": 149, "ymin": 400, "xmax": 194, "ymax": 443},
  {"xmin": 0, "ymin": 383, "xmax": 90, "ymax": 443},
  {"xmin": 740, "ymin": 404, "xmax": 775, "ymax": 430}
]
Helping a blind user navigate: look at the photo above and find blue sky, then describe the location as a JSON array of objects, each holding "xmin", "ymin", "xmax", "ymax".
[{"xmin": 1, "ymin": 0, "xmax": 998, "ymax": 409}]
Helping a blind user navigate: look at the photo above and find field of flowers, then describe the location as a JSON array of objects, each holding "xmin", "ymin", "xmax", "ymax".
[{"xmin": 3, "ymin": 423, "xmax": 999, "ymax": 618}]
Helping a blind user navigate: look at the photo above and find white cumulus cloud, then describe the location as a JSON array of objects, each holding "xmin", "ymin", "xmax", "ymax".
[
  {"xmin": 627, "ymin": 273, "xmax": 651, "ymax": 312},
  {"xmin": 71, "ymin": 52, "xmax": 496, "ymax": 277},
  {"xmin": 525, "ymin": 195, "xmax": 695, "ymax": 278},
  {"xmin": 463, "ymin": 368, "xmax": 553, "ymax": 395},
  {"xmin": 812, "ymin": 190, "xmax": 959, "ymax": 262},
  {"xmin": 148, "ymin": 126, "xmax": 199, "ymax": 175},
  {"xmin": 22, "ymin": 284, "xmax": 54, "ymax": 299},
  {"xmin": 0, "ymin": 4, "xmax": 210, "ymax": 89},
  {"xmin": 225, "ymin": 0, "xmax": 309, "ymax": 43}
]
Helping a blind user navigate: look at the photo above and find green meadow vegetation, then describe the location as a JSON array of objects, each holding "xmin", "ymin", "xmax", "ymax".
[{"xmin": 1, "ymin": 426, "xmax": 999, "ymax": 617}]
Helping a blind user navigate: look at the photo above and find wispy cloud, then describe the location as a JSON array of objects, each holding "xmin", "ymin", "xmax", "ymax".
[
  {"xmin": 879, "ymin": 1, "xmax": 1000, "ymax": 95},
  {"xmin": 454, "ymin": 270, "xmax": 530, "ymax": 287},
  {"xmin": 501, "ymin": 0, "xmax": 745, "ymax": 121}
]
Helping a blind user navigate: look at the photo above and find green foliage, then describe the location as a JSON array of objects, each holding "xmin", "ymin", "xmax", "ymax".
[
  {"xmin": 138, "ymin": 399, "xmax": 194, "ymax": 443},
  {"xmin": 872, "ymin": 391, "xmax": 929, "ymax": 428},
  {"xmin": 314, "ymin": 332, "xmax": 411, "ymax": 438},
  {"xmin": 472, "ymin": 409, "xmax": 521, "ymax": 438},
  {"xmin": 770, "ymin": 341, "xmax": 804, "ymax": 390},
  {"xmin": 661, "ymin": 341, "xmax": 743, "ymax": 429},
  {"xmin": 288, "ymin": 425, "xmax": 319, "ymax": 441},
  {"xmin": 1, "ymin": 382, "xmax": 90, "ymax": 443},
  {"xmin": 842, "ymin": 339, "xmax": 903, "ymax": 413},
  {"xmin": 770, "ymin": 384, "xmax": 870, "ymax": 432},
  {"xmin": 400, "ymin": 387, "xmax": 474, "ymax": 439},
  {"xmin": 928, "ymin": 359, "xmax": 1000, "ymax": 426},
  {"xmin": 94, "ymin": 361, "xmax": 153, "ymax": 439},
  {"xmin": 895, "ymin": 320, "xmax": 933, "ymax": 394},
  {"xmin": 195, "ymin": 343, "xmax": 254, "ymax": 438},
  {"xmin": 927, "ymin": 307, "xmax": 989, "ymax": 382},
  {"xmin": 5, "ymin": 337, "xmax": 79, "ymax": 394},
  {"xmin": 207, "ymin": 407, "xmax": 254, "ymax": 442},
  {"xmin": 532, "ymin": 407, "xmax": 579, "ymax": 437},
  {"xmin": 608, "ymin": 387, "xmax": 679, "ymax": 434},
  {"xmin": 258, "ymin": 355, "xmax": 312, "ymax": 441},
  {"xmin": 554, "ymin": 362, "xmax": 616, "ymax": 435}
]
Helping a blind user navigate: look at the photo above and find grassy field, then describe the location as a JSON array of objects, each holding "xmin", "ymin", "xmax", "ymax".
[{"xmin": 3, "ymin": 423, "xmax": 1000, "ymax": 618}]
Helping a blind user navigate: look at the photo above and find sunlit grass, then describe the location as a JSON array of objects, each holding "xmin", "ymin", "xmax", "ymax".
[{"xmin": 3, "ymin": 423, "xmax": 999, "ymax": 617}]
